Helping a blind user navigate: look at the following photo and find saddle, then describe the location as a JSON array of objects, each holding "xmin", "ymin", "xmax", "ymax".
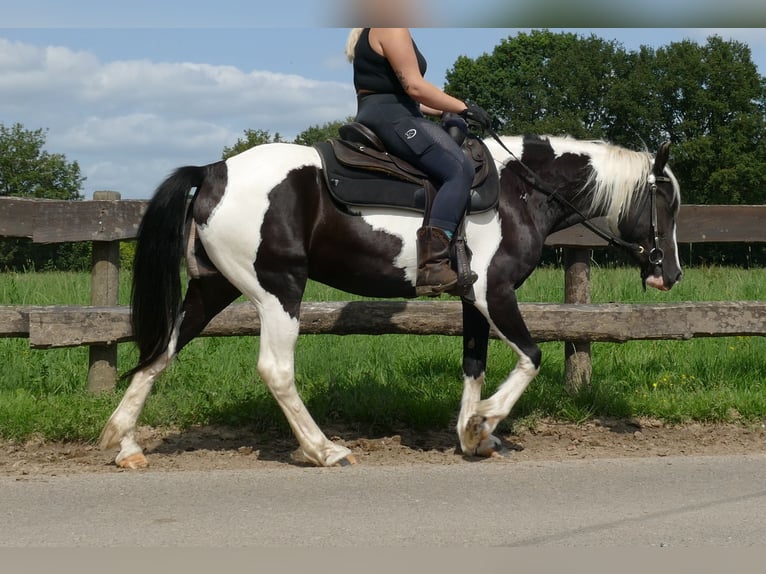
[{"xmin": 314, "ymin": 122, "xmax": 499, "ymax": 215}]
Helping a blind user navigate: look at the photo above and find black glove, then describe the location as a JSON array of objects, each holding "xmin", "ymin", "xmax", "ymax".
[{"xmin": 459, "ymin": 102, "xmax": 492, "ymax": 130}]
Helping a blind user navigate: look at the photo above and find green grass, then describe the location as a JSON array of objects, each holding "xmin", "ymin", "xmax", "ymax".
[{"xmin": 0, "ymin": 266, "xmax": 765, "ymax": 441}]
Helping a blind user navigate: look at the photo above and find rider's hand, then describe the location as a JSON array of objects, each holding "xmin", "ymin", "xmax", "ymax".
[{"xmin": 459, "ymin": 102, "xmax": 493, "ymax": 130}]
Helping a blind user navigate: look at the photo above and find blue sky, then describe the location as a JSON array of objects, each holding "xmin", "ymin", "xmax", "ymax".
[{"xmin": 2, "ymin": 1, "xmax": 764, "ymax": 199}]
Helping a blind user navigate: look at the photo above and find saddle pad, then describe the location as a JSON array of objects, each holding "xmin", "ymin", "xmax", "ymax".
[
  {"xmin": 315, "ymin": 141, "xmax": 425, "ymax": 212},
  {"xmin": 315, "ymin": 138, "xmax": 499, "ymax": 215}
]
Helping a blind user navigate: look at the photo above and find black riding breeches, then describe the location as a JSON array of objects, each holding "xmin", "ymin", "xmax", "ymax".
[{"xmin": 355, "ymin": 93, "xmax": 474, "ymax": 233}]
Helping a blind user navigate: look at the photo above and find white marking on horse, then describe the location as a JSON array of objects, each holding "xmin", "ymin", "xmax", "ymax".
[
  {"xmin": 358, "ymin": 209, "xmax": 421, "ymax": 285},
  {"xmin": 199, "ymin": 143, "xmax": 321, "ymax": 292}
]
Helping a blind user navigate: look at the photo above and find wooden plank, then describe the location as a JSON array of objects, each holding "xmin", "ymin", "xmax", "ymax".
[
  {"xmin": 0, "ymin": 197, "xmax": 40, "ymax": 238},
  {"xmin": 526, "ymin": 301, "xmax": 766, "ymax": 342},
  {"xmin": 0, "ymin": 306, "xmax": 39, "ymax": 337},
  {"xmin": 26, "ymin": 301, "xmax": 766, "ymax": 348},
  {"xmin": 2, "ymin": 199, "xmax": 766, "ymax": 245},
  {"xmin": 546, "ymin": 205, "xmax": 766, "ymax": 247},
  {"xmin": 0, "ymin": 197, "xmax": 147, "ymax": 242},
  {"xmin": 28, "ymin": 306, "xmax": 132, "ymax": 347},
  {"xmin": 546, "ymin": 219, "xmax": 610, "ymax": 248},
  {"xmin": 675, "ymin": 205, "xmax": 766, "ymax": 243}
]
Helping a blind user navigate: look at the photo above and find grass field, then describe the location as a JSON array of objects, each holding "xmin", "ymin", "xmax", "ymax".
[{"xmin": 1, "ymin": 265, "xmax": 765, "ymax": 441}]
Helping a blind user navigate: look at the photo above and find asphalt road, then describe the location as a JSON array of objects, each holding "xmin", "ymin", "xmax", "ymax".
[{"xmin": 2, "ymin": 454, "xmax": 766, "ymax": 547}]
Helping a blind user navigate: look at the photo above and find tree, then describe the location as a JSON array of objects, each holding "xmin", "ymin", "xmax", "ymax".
[
  {"xmin": 0, "ymin": 123, "xmax": 84, "ymax": 199},
  {"xmin": 649, "ymin": 37, "xmax": 766, "ymax": 205},
  {"xmin": 445, "ymin": 30, "xmax": 628, "ymax": 139},
  {"xmin": 444, "ymin": 31, "xmax": 766, "ymax": 208},
  {"xmin": 293, "ymin": 118, "xmax": 354, "ymax": 146},
  {"xmin": 0, "ymin": 122, "xmax": 88, "ymax": 270},
  {"xmin": 222, "ymin": 128, "xmax": 284, "ymax": 159}
]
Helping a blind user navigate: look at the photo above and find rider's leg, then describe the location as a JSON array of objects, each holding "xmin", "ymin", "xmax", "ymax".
[{"xmin": 403, "ymin": 120, "xmax": 474, "ymax": 295}]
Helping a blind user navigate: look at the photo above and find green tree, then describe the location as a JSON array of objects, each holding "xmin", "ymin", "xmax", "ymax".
[
  {"xmin": 0, "ymin": 123, "xmax": 84, "ymax": 199},
  {"xmin": 0, "ymin": 123, "xmax": 88, "ymax": 271},
  {"xmin": 444, "ymin": 31, "xmax": 766, "ymax": 208},
  {"xmin": 293, "ymin": 118, "xmax": 353, "ymax": 146},
  {"xmin": 445, "ymin": 30, "xmax": 628, "ymax": 139},
  {"xmin": 649, "ymin": 37, "xmax": 766, "ymax": 205},
  {"xmin": 222, "ymin": 128, "xmax": 284, "ymax": 159}
]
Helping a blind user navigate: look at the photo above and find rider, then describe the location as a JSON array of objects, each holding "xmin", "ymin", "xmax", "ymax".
[{"xmin": 346, "ymin": 28, "xmax": 492, "ymax": 296}]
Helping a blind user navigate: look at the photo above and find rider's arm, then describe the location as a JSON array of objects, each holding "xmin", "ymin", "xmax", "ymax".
[
  {"xmin": 372, "ymin": 28, "xmax": 467, "ymax": 115},
  {"xmin": 420, "ymin": 104, "xmax": 444, "ymax": 117}
]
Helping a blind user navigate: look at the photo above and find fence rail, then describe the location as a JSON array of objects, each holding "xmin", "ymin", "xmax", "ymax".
[
  {"xmin": 2, "ymin": 195, "xmax": 765, "ymax": 392},
  {"xmin": 3, "ymin": 301, "xmax": 765, "ymax": 349},
  {"xmin": 3, "ymin": 197, "xmax": 766, "ymax": 245}
]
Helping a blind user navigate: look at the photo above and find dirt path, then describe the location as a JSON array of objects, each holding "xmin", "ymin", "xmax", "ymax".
[{"xmin": 3, "ymin": 418, "xmax": 765, "ymax": 476}]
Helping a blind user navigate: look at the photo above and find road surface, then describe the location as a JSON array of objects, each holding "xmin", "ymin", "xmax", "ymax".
[{"xmin": 2, "ymin": 454, "xmax": 765, "ymax": 547}]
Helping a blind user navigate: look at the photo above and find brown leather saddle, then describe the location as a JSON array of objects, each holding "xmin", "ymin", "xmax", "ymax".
[{"xmin": 314, "ymin": 122, "xmax": 499, "ymax": 215}]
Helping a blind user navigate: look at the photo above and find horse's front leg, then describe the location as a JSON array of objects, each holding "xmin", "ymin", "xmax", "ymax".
[
  {"xmin": 476, "ymin": 297, "xmax": 541, "ymax": 451},
  {"xmin": 457, "ymin": 301, "xmax": 495, "ymax": 456},
  {"xmin": 457, "ymin": 295, "xmax": 542, "ymax": 458}
]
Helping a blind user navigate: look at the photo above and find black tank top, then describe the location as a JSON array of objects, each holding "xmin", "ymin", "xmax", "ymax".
[{"xmin": 353, "ymin": 28, "xmax": 427, "ymax": 96}]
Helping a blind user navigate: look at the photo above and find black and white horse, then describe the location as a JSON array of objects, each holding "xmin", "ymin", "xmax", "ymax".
[{"xmin": 100, "ymin": 134, "xmax": 682, "ymax": 468}]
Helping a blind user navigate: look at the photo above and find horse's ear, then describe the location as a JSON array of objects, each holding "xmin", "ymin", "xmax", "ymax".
[{"xmin": 653, "ymin": 141, "xmax": 671, "ymax": 174}]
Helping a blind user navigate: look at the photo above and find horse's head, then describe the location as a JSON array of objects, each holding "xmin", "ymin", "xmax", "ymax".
[{"xmin": 617, "ymin": 142, "xmax": 683, "ymax": 291}]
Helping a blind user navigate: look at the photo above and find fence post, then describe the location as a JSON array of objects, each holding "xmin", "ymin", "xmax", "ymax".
[
  {"xmin": 87, "ymin": 191, "xmax": 121, "ymax": 393},
  {"xmin": 563, "ymin": 247, "xmax": 592, "ymax": 392}
]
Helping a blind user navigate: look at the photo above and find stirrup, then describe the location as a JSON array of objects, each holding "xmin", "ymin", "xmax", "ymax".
[
  {"xmin": 450, "ymin": 230, "xmax": 477, "ymax": 301},
  {"xmin": 416, "ymin": 277, "xmax": 459, "ymax": 297}
]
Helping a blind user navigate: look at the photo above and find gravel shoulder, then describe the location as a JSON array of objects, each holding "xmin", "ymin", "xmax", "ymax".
[{"xmin": 3, "ymin": 417, "xmax": 766, "ymax": 476}]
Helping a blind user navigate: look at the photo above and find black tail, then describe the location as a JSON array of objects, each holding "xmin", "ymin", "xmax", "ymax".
[{"xmin": 126, "ymin": 166, "xmax": 205, "ymax": 377}]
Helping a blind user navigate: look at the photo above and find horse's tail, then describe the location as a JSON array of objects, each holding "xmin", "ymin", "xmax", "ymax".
[{"xmin": 126, "ymin": 165, "xmax": 205, "ymax": 377}]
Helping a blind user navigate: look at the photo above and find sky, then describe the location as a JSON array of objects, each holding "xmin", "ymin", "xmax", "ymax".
[{"xmin": 2, "ymin": 1, "xmax": 765, "ymax": 200}]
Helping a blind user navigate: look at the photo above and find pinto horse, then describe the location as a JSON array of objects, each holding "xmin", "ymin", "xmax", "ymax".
[{"xmin": 100, "ymin": 134, "xmax": 682, "ymax": 468}]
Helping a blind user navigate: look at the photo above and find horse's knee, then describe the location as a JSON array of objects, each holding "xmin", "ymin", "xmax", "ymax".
[{"xmin": 257, "ymin": 360, "xmax": 293, "ymax": 386}]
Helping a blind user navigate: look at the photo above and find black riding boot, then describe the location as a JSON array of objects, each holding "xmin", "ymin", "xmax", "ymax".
[{"xmin": 416, "ymin": 226, "xmax": 459, "ymax": 296}]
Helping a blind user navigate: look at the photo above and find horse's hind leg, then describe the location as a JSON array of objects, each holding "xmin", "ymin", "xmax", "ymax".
[
  {"xmin": 255, "ymin": 295, "xmax": 355, "ymax": 467},
  {"xmin": 99, "ymin": 351, "xmax": 173, "ymax": 469},
  {"xmin": 100, "ymin": 276, "xmax": 240, "ymax": 468}
]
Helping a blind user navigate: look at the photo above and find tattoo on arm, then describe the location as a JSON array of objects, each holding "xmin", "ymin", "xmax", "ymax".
[{"xmin": 395, "ymin": 69, "xmax": 410, "ymax": 91}]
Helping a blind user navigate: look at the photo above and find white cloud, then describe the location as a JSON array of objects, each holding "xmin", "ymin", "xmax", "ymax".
[{"xmin": 0, "ymin": 37, "xmax": 356, "ymax": 199}]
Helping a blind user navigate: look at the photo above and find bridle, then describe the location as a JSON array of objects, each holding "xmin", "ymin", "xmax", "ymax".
[
  {"xmin": 486, "ymin": 128, "xmax": 669, "ymax": 266},
  {"xmin": 646, "ymin": 172, "xmax": 672, "ymax": 267}
]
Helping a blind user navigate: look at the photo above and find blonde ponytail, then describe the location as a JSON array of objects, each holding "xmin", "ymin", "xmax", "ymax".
[{"xmin": 345, "ymin": 28, "xmax": 363, "ymax": 62}]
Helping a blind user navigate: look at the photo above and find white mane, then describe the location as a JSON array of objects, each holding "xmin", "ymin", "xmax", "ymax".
[{"xmin": 486, "ymin": 135, "xmax": 680, "ymax": 232}]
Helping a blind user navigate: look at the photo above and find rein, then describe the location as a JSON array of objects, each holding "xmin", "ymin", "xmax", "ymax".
[{"xmin": 486, "ymin": 128, "xmax": 657, "ymax": 259}]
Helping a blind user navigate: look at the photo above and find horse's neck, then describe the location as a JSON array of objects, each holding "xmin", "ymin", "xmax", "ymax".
[
  {"xmin": 526, "ymin": 186, "xmax": 592, "ymax": 238},
  {"xmin": 548, "ymin": 210, "xmax": 588, "ymax": 235}
]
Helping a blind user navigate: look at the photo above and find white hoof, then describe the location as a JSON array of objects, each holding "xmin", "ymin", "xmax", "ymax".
[{"xmin": 115, "ymin": 451, "xmax": 149, "ymax": 469}]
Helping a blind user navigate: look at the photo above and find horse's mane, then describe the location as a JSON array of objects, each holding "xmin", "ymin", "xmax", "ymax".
[
  {"xmin": 574, "ymin": 140, "xmax": 655, "ymax": 227},
  {"xmin": 491, "ymin": 135, "xmax": 676, "ymax": 231}
]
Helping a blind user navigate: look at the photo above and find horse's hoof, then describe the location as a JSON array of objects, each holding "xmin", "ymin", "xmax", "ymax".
[
  {"xmin": 336, "ymin": 454, "xmax": 358, "ymax": 467},
  {"xmin": 116, "ymin": 452, "xmax": 149, "ymax": 470},
  {"xmin": 463, "ymin": 414, "xmax": 490, "ymax": 450},
  {"xmin": 474, "ymin": 435, "xmax": 508, "ymax": 459}
]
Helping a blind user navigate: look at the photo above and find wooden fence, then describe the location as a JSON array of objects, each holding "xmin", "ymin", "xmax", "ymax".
[{"xmin": 2, "ymin": 194, "xmax": 765, "ymax": 393}]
